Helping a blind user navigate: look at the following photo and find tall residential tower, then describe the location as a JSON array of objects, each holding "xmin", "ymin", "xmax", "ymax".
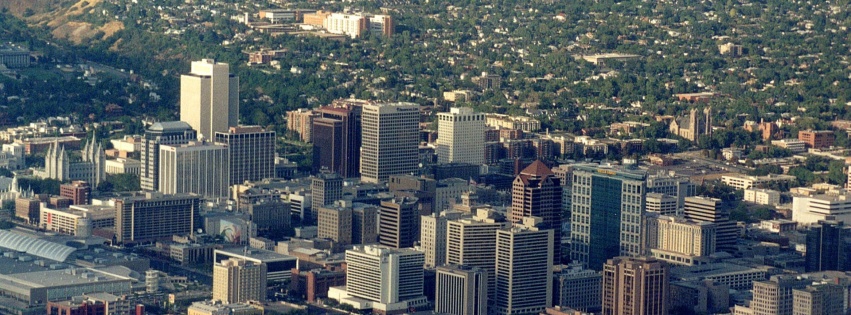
[{"xmin": 212, "ymin": 258, "xmax": 267, "ymax": 304}]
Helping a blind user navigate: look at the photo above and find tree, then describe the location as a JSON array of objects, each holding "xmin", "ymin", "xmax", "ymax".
[
  {"xmin": 0, "ymin": 220, "xmax": 14, "ymax": 230},
  {"xmin": 0, "ymin": 168, "xmax": 12, "ymax": 177},
  {"xmin": 750, "ymin": 164, "xmax": 783, "ymax": 176},
  {"xmin": 827, "ymin": 160, "xmax": 847, "ymax": 185},
  {"xmin": 752, "ymin": 206, "xmax": 774, "ymax": 221},
  {"xmin": 788, "ymin": 167, "xmax": 816, "ymax": 186},
  {"xmin": 97, "ymin": 181, "xmax": 115, "ymax": 193},
  {"xmin": 105, "ymin": 174, "xmax": 141, "ymax": 192},
  {"xmin": 16, "ymin": 178, "xmax": 60, "ymax": 195},
  {"xmin": 804, "ymin": 156, "xmax": 832, "ymax": 172}
]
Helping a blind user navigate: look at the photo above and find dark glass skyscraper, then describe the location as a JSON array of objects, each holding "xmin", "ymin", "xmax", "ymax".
[
  {"xmin": 805, "ymin": 220, "xmax": 851, "ymax": 272},
  {"xmin": 570, "ymin": 164, "xmax": 647, "ymax": 270}
]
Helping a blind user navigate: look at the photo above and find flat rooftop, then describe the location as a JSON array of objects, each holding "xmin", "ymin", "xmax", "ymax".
[
  {"xmin": 215, "ymin": 247, "xmax": 296, "ymax": 262},
  {"xmin": 0, "ymin": 267, "xmax": 132, "ymax": 288},
  {"xmin": 0, "ymin": 251, "xmax": 58, "ymax": 275},
  {"xmin": 798, "ymin": 192, "xmax": 851, "ymax": 202},
  {"xmin": 51, "ymin": 205, "xmax": 116, "ymax": 221},
  {"xmin": 670, "ymin": 263, "xmax": 768, "ymax": 280}
]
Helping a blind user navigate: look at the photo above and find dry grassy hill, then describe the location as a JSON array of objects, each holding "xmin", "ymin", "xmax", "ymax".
[
  {"xmin": 0, "ymin": 0, "xmax": 70, "ymax": 16},
  {"xmin": 0, "ymin": 0, "xmax": 123, "ymax": 44}
]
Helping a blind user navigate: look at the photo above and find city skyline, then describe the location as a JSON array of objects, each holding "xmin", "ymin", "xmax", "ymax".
[{"xmin": 1, "ymin": 0, "xmax": 850, "ymax": 313}]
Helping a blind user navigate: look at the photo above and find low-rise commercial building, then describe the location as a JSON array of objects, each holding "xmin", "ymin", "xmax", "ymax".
[
  {"xmin": 798, "ymin": 130, "xmax": 835, "ymax": 149},
  {"xmin": 792, "ymin": 192, "xmax": 851, "ymax": 225},
  {"xmin": 0, "ymin": 268, "xmax": 133, "ymax": 312},
  {"xmin": 669, "ymin": 263, "xmax": 769, "ymax": 290},
  {"xmin": 105, "ymin": 158, "xmax": 141, "ymax": 175},
  {"xmin": 721, "ymin": 174, "xmax": 796, "ymax": 190},
  {"xmin": 290, "ymin": 267, "xmax": 347, "ymax": 303},
  {"xmin": 771, "ymin": 139, "xmax": 807, "ymax": 153},
  {"xmin": 40, "ymin": 204, "xmax": 115, "ymax": 237},
  {"xmin": 187, "ymin": 300, "xmax": 262, "ymax": 315},
  {"xmin": 744, "ymin": 188, "xmax": 781, "ymax": 206}
]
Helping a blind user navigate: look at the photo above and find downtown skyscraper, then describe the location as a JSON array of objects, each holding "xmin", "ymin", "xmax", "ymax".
[
  {"xmin": 140, "ymin": 121, "xmax": 197, "ymax": 191},
  {"xmin": 437, "ymin": 107, "xmax": 485, "ymax": 165},
  {"xmin": 360, "ymin": 102, "xmax": 420, "ymax": 183},
  {"xmin": 214, "ymin": 126, "xmax": 276, "ymax": 185},
  {"xmin": 312, "ymin": 99, "xmax": 367, "ymax": 178},
  {"xmin": 510, "ymin": 160, "xmax": 562, "ymax": 261},
  {"xmin": 180, "ymin": 59, "xmax": 239, "ymax": 139},
  {"xmin": 571, "ymin": 164, "xmax": 647, "ymax": 270},
  {"xmin": 602, "ymin": 256, "xmax": 668, "ymax": 315},
  {"xmin": 335, "ymin": 245, "xmax": 428, "ymax": 313},
  {"xmin": 159, "ymin": 141, "xmax": 229, "ymax": 198},
  {"xmin": 493, "ymin": 217, "xmax": 554, "ymax": 315}
]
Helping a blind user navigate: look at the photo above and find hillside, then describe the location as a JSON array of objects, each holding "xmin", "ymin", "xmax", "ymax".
[
  {"xmin": 0, "ymin": 0, "xmax": 71, "ymax": 16},
  {"xmin": 0, "ymin": 0, "xmax": 121, "ymax": 44}
]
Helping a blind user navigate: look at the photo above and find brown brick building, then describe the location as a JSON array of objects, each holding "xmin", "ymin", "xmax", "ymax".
[
  {"xmin": 15, "ymin": 196, "xmax": 41, "ymax": 224},
  {"xmin": 798, "ymin": 130, "xmax": 835, "ymax": 148},
  {"xmin": 60, "ymin": 181, "xmax": 91, "ymax": 205},
  {"xmin": 46, "ymin": 300, "xmax": 106, "ymax": 315},
  {"xmin": 290, "ymin": 267, "xmax": 347, "ymax": 302}
]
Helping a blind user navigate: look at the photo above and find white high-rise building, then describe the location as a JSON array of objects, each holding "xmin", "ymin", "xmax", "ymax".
[
  {"xmin": 493, "ymin": 217, "xmax": 554, "ymax": 315},
  {"xmin": 140, "ymin": 121, "xmax": 197, "ymax": 191},
  {"xmin": 420, "ymin": 211, "xmax": 466, "ymax": 268},
  {"xmin": 159, "ymin": 141, "xmax": 229, "ymax": 198},
  {"xmin": 435, "ymin": 265, "xmax": 488, "ymax": 315},
  {"xmin": 180, "ymin": 59, "xmax": 239, "ymax": 139},
  {"xmin": 360, "ymin": 102, "xmax": 420, "ymax": 183},
  {"xmin": 446, "ymin": 209, "xmax": 506, "ymax": 300},
  {"xmin": 212, "ymin": 258, "xmax": 267, "ymax": 304},
  {"xmin": 437, "ymin": 107, "xmax": 485, "ymax": 165},
  {"xmin": 646, "ymin": 171, "xmax": 696, "ymax": 210},
  {"xmin": 330, "ymin": 245, "xmax": 428, "ymax": 313}
]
